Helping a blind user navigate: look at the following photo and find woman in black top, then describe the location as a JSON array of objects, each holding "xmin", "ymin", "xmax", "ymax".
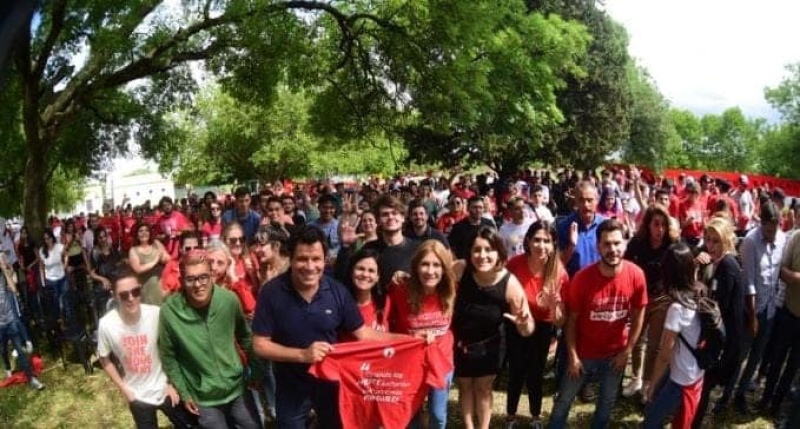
[
  {"xmin": 452, "ymin": 227, "xmax": 533, "ymax": 429},
  {"xmin": 692, "ymin": 217, "xmax": 747, "ymax": 428},
  {"xmin": 622, "ymin": 205, "xmax": 678, "ymax": 398}
]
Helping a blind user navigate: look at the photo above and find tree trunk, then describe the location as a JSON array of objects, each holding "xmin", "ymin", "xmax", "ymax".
[{"xmin": 22, "ymin": 141, "xmax": 49, "ymax": 239}]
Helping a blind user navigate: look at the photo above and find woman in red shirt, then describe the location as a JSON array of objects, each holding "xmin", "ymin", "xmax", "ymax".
[
  {"xmin": 222, "ymin": 222, "xmax": 260, "ymax": 306},
  {"xmin": 389, "ymin": 240, "xmax": 457, "ymax": 429},
  {"xmin": 504, "ymin": 220, "xmax": 568, "ymax": 429},
  {"xmin": 341, "ymin": 248, "xmax": 389, "ymax": 341}
]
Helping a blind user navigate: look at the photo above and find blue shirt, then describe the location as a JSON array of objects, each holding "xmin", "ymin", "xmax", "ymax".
[
  {"xmin": 310, "ymin": 218, "xmax": 340, "ymax": 257},
  {"xmin": 740, "ymin": 226, "xmax": 786, "ymax": 317},
  {"xmin": 222, "ymin": 209, "xmax": 261, "ymax": 241},
  {"xmin": 252, "ymin": 272, "xmax": 363, "ymax": 381},
  {"xmin": 557, "ymin": 212, "xmax": 605, "ymax": 277}
]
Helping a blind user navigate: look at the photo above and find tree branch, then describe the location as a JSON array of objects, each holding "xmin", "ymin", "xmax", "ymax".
[{"xmin": 33, "ymin": 0, "xmax": 68, "ymax": 79}]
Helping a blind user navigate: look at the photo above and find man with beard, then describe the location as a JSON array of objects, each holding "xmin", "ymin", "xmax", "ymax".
[
  {"xmin": 448, "ymin": 196, "xmax": 496, "ymax": 260},
  {"xmin": 549, "ymin": 219, "xmax": 647, "ymax": 429},
  {"xmin": 404, "ymin": 199, "xmax": 449, "ymax": 249},
  {"xmin": 155, "ymin": 197, "xmax": 191, "ymax": 259},
  {"xmin": 158, "ymin": 250, "xmax": 261, "ymax": 428}
]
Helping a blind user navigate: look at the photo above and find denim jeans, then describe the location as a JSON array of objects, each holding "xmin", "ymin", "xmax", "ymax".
[
  {"xmin": 410, "ymin": 371, "xmax": 453, "ymax": 429},
  {"xmin": 45, "ymin": 276, "xmax": 70, "ymax": 321},
  {"xmin": 736, "ymin": 309, "xmax": 775, "ymax": 397},
  {"xmin": 548, "ymin": 357, "xmax": 622, "ymax": 429},
  {"xmin": 644, "ymin": 374, "xmax": 703, "ymax": 429},
  {"xmin": 275, "ymin": 373, "xmax": 341, "ymax": 429},
  {"xmin": 0, "ymin": 321, "xmax": 33, "ymax": 379},
  {"xmin": 197, "ymin": 394, "xmax": 260, "ymax": 429}
]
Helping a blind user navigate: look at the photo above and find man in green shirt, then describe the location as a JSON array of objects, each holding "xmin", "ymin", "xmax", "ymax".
[{"xmin": 159, "ymin": 250, "xmax": 260, "ymax": 428}]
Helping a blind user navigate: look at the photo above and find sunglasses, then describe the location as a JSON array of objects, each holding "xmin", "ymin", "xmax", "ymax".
[
  {"xmin": 227, "ymin": 237, "xmax": 244, "ymax": 245},
  {"xmin": 183, "ymin": 245, "xmax": 199, "ymax": 252},
  {"xmin": 210, "ymin": 207, "xmax": 221, "ymax": 212},
  {"xmin": 118, "ymin": 287, "xmax": 142, "ymax": 301},
  {"xmin": 184, "ymin": 273, "xmax": 212, "ymax": 286}
]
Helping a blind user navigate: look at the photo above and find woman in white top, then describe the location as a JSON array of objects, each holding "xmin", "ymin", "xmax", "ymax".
[
  {"xmin": 38, "ymin": 228, "xmax": 70, "ymax": 321},
  {"xmin": 643, "ymin": 243, "xmax": 705, "ymax": 429}
]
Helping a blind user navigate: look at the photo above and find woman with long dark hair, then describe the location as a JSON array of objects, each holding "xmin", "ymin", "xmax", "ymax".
[
  {"xmin": 342, "ymin": 248, "xmax": 388, "ymax": 340},
  {"xmin": 622, "ymin": 205, "xmax": 679, "ymax": 398},
  {"xmin": 128, "ymin": 222, "xmax": 170, "ymax": 305},
  {"xmin": 504, "ymin": 220, "xmax": 568, "ymax": 429},
  {"xmin": 38, "ymin": 228, "xmax": 69, "ymax": 320},
  {"xmin": 643, "ymin": 243, "xmax": 705, "ymax": 428}
]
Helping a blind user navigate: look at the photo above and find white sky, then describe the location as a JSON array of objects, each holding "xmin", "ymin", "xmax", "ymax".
[{"xmin": 605, "ymin": 0, "xmax": 800, "ymax": 121}]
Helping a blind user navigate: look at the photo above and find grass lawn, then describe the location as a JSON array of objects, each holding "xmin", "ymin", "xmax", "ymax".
[{"xmin": 0, "ymin": 351, "xmax": 778, "ymax": 428}]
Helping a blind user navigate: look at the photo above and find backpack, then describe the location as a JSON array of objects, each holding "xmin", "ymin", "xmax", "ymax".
[{"xmin": 678, "ymin": 296, "xmax": 726, "ymax": 370}]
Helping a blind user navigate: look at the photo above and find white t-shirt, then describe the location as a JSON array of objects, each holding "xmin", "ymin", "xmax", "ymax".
[
  {"xmin": 530, "ymin": 205, "xmax": 554, "ymax": 223},
  {"xmin": 97, "ymin": 304, "xmax": 168, "ymax": 405},
  {"xmin": 499, "ymin": 219, "xmax": 533, "ymax": 257},
  {"xmin": 39, "ymin": 243, "xmax": 65, "ymax": 280},
  {"xmin": 664, "ymin": 302, "xmax": 704, "ymax": 386}
]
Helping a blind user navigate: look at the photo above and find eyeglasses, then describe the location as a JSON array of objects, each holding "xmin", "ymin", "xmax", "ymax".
[
  {"xmin": 184, "ymin": 273, "xmax": 212, "ymax": 286},
  {"xmin": 227, "ymin": 237, "xmax": 244, "ymax": 245},
  {"xmin": 183, "ymin": 245, "xmax": 199, "ymax": 252},
  {"xmin": 210, "ymin": 207, "xmax": 221, "ymax": 212},
  {"xmin": 118, "ymin": 287, "xmax": 142, "ymax": 301}
]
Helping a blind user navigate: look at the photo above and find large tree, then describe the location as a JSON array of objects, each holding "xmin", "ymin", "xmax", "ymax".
[
  {"xmin": 529, "ymin": 0, "xmax": 634, "ymax": 168},
  {"xmin": 5, "ymin": 0, "xmax": 595, "ymax": 234},
  {"xmin": 3, "ymin": 0, "xmax": 416, "ymax": 234}
]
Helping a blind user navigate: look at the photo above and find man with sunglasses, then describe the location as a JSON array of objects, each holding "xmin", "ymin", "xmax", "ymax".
[
  {"xmin": 98, "ymin": 266, "xmax": 195, "ymax": 428},
  {"xmin": 159, "ymin": 250, "xmax": 261, "ymax": 428}
]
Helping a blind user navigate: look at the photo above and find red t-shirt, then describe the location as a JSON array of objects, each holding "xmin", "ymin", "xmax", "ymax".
[
  {"xmin": 340, "ymin": 297, "xmax": 392, "ymax": 343},
  {"xmin": 388, "ymin": 282, "xmax": 454, "ymax": 379},
  {"xmin": 309, "ymin": 338, "xmax": 449, "ymax": 429},
  {"xmin": 161, "ymin": 259, "xmax": 181, "ymax": 294},
  {"xmin": 435, "ymin": 212, "xmax": 466, "ymax": 235},
  {"xmin": 506, "ymin": 254, "xmax": 569, "ymax": 322},
  {"xmin": 154, "ymin": 211, "xmax": 191, "ymax": 258},
  {"xmin": 120, "ymin": 215, "xmax": 137, "ymax": 252},
  {"xmin": 678, "ymin": 198, "xmax": 705, "ymax": 239},
  {"xmin": 201, "ymin": 220, "xmax": 222, "ymax": 243},
  {"xmin": 565, "ymin": 261, "xmax": 647, "ymax": 360}
]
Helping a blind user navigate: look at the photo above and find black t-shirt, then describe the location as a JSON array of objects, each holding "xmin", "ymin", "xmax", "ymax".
[
  {"xmin": 624, "ymin": 237, "xmax": 671, "ymax": 297},
  {"xmin": 362, "ymin": 238, "xmax": 420, "ymax": 289},
  {"xmin": 448, "ymin": 218, "xmax": 496, "ymax": 260},
  {"xmin": 452, "ymin": 269, "xmax": 510, "ymax": 343}
]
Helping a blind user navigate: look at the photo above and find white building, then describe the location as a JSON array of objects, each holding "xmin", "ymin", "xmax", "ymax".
[{"xmin": 109, "ymin": 171, "xmax": 175, "ymax": 209}]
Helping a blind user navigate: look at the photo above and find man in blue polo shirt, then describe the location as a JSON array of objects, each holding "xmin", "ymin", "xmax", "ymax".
[
  {"xmin": 558, "ymin": 181, "xmax": 605, "ymax": 277},
  {"xmin": 251, "ymin": 226, "xmax": 392, "ymax": 428}
]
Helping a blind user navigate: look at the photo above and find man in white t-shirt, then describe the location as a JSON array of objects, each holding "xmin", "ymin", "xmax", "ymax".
[
  {"xmin": 98, "ymin": 267, "xmax": 195, "ymax": 428},
  {"xmin": 499, "ymin": 197, "xmax": 533, "ymax": 257},
  {"xmin": 530, "ymin": 185, "xmax": 554, "ymax": 223}
]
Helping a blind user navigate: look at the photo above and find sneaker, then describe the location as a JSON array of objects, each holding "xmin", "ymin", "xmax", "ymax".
[
  {"xmin": 29, "ymin": 377, "xmax": 44, "ymax": 390},
  {"xmin": 24, "ymin": 341, "xmax": 33, "ymax": 354},
  {"xmin": 4, "ymin": 370, "xmax": 11, "ymax": 379},
  {"xmin": 504, "ymin": 421, "xmax": 517, "ymax": 429},
  {"xmin": 530, "ymin": 419, "xmax": 544, "ymax": 429},
  {"xmin": 11, "ymin": 349, "xmax": 18, "ymax": 359},
  {"xmin": 622, "ymin": 378, "xmax": 643, "ymax": 397}
]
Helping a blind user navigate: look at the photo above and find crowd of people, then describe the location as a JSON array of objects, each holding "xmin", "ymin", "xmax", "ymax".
[{"xmin": 2, "ymin": 165, "xmax": 800, "ymax": 429}]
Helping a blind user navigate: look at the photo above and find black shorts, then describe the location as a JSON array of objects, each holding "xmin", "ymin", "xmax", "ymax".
[{"xmin": 454, "ymin": 335, "xmax": 505, "ymax": 378}]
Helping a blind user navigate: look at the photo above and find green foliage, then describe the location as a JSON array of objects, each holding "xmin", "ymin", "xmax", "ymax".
[
  {"xmin": 530, "ymin": 0, "xmax": 634, "ymax": 169},
  {"xmin": 160, "ymin": 86, "xmax": 404, "ymax": 184},
  {"xmin": 760, "ymin": 63, "xmax": 800, "ymax": 177},
  {"xmin": 622, "ymin": 64, "xmax": 673, "ymax": 171}
]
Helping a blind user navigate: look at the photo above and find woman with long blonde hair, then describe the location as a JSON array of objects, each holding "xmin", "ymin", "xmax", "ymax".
[{"xmin": 388, "ymin": 239, "xmax": 457, "ymax": 429}]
